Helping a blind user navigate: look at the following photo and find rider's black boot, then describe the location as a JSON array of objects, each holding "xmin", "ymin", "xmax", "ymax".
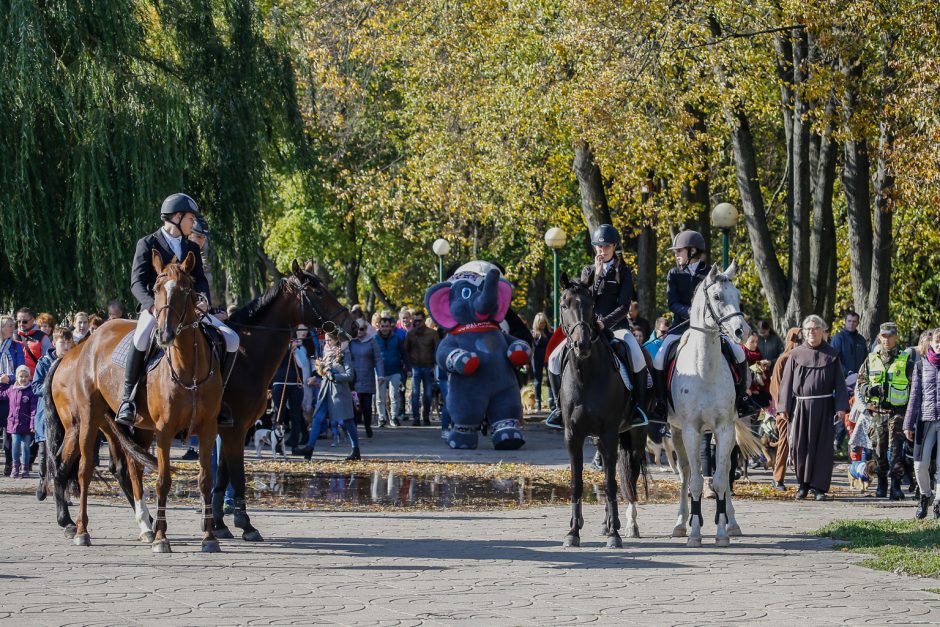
[
  {"xmin": 115, "ymin": 346, "xmax": 146, "ymax": 427},
  {"xmin": 544, "ymin": 366, "xmax": 564, "ymax": 430},
  {"xmin": 648, "ymin": 368, "xmax": 668, "ymax": 423},
  {"xmin": 216, "ymin": 351, "xmax": 236, "ymax": 428},
  {"xmin": 630, "ymin": 367, "xmax": 650, "ymax": 427},
  {"xmin": 735, "ymin": 359, "xmax": 762, "ymax": 418}
]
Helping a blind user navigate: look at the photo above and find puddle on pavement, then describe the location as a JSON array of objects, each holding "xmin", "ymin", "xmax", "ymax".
[{"xmin": 150, "ymin": 471, "xmax": 673, "ymax": 510}]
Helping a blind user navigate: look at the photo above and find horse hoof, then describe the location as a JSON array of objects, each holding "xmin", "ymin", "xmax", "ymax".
[
  {"xmin": 606, "ymin": 535, "xmax": 623, "ymax": 549},
  {"xmin": 727, "ymin": 524, "xmax": 742, "ymax": 537},
  {"xmin": 139, "ymin": 531, "xmax": 155, "ymax": 544},
  {"xmin": 151, "ymin": 539, "xmax": 172, "ymax": 554},
  {"xmin": 562, "ymin": 535, "xmax": 580, "ymax": 548},
  {"xmin": 242, "ymin": 530, "xmax": 264, "ymax": 542},
  {"xmin": 715, "ymin": 535, "xmax": 730, "ymax": 547},
  {"xmin": 73, "ymin": 533, "xmax": 91, "ymax": 547},
  {"xmin": 686, "ymin": 537, "xmax": 702, "ymax": 548},
  {"xmin": 64, "ymin": 525, "xmax": 77, "ymax": 540},
  {"xmin": 214, "ymin": 526, "xmax": 234, "ymax": 540},
  {"xmin": 671, "ymin": 526, "xmax": 687, "ymax": 538},
  {"xmin": 201, "ymin": 539, "xmax": 222, "ymax": 553}
]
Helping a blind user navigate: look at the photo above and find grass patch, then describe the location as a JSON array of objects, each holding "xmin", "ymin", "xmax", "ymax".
[{"xmin": 817, "ymin": 519, "xmax": 940, "ymax": 578}]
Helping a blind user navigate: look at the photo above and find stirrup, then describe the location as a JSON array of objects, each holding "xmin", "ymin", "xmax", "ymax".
[
  {"xmin": 115, "ymin": 401, "xmax": 136, "ymax": 427},
  {"xmin": 544, "ymin": 409, "xmax": 563, "ymax": 430},
  {"xmin": 629, "ymin": 406, "xmax": 649, "ymax": 428}
]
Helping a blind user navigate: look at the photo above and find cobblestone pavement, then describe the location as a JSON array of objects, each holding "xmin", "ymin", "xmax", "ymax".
[{"xmin": 2, "ymin": 480, "xmax": 939, "ymax": 626}]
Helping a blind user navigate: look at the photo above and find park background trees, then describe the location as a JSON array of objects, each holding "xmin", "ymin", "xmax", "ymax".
[{"xmin": 2, "ymin": 0, "xmax": 937, "ymax": 339}]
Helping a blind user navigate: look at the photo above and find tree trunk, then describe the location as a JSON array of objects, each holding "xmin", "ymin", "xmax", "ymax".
[
  {"xmin": 343, "ymin": 259, "xmax": 359, "ymax": 305},
  {"xmin": 572, "ymin": 139, "xmax": 612, "ymax": 233},
  {"xmin": 636, "ymin": 224, "xmax": 657, "ymax": 322},
  {"xmin": 367, "ymin": 273, "xmax": 397, "ymax": 313},
  {"xmin": 786, "ymin": 27, "xmax": 812, "ymax": 326},
  {"xmin": 810, "ymin": 112, "xmax": 838, "ymax": 321}
]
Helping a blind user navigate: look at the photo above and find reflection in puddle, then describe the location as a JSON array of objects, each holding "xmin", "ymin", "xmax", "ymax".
[{"xmin": 166, "ymin": 471, "xmax": 626, "ymax": 509}]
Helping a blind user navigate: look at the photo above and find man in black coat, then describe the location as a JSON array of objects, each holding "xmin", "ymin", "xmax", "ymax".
[{"xmin": 116, "ymin": 193, "xmax": 238, "ymax": 426}]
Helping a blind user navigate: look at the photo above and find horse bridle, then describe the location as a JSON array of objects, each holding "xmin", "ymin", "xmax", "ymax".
[
  {"xmin": 295, "ymin": 276, "xmax": 351, "ymax": 339},
  {"xmin": 153, "ymin": 273, "xmax": 215, "ymax": 391},
  {"xmin": 692, "ymin": 279, "xmax": 745, "ymax": 337},
  {"xmin": 562, "ymin": 288, "xmax": 599, "ymax": 350}
]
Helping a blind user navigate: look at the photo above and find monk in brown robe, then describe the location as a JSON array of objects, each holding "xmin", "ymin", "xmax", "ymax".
[{"xmin": 777, "ymin": 315, "xmax": 850, "ymax": 500}]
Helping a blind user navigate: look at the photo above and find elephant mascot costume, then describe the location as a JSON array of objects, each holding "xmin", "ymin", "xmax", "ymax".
[{"xmin": 425, "ymin": 266, "xmax": 531, "ymax": 450}]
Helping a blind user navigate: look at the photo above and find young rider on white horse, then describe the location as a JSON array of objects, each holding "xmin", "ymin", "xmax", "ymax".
[
  {"xmin": 547, "ymin": 224, "xmax": 649, "ymax": 428},
  {"xmin": 649, "ymin": 230, "xmax": 762, "ymax": 422}
]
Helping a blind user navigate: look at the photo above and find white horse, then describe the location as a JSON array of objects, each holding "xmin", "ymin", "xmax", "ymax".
[{"xmin": 667, "ymin": 261, "xmax": 763, "ymax": 547}]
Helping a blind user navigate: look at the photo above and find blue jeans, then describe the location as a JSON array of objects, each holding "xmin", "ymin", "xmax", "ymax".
[
  {"xmin": 305, "ymin": 402, "xmax": 330, "ymax": 448},
  {"xmin": 12, "ymin": 433, "xmax": 31, "ymax": 466},
  {"xmin": 411, "ymin": 367, "xmax": 435, "ymax": 420},
  {"xmin": 211, "ymin": 436, "xmax": 234, "ymax": 505},
  {"xmin": 437, "ymin": 366, "xmax": 451, "ymax": 430}
]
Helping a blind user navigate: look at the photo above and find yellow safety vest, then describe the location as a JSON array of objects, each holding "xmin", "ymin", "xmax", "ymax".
[{"xmin": 868, "ymin": 350, "xmax": 912, "ymax": 406}]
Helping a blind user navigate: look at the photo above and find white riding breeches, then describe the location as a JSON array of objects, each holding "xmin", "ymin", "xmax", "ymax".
[
  {"xmin": 132, "ymin": 309, "xmax": 239, "ymax": 353},
  {"xmin": 547, "ymin": 328, "xmax": 646, "ymax": 376},
  {"xmin": 653, "ymin": 332, "xmax": 745, "ymax": 370}
]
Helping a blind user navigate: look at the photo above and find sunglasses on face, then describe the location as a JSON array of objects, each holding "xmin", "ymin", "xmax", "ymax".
[{"xmin": 17, "ymin": 319, "xmax": 31, "ymax": 325}]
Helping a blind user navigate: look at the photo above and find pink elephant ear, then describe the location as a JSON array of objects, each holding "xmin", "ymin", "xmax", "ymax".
[
  {"xmin": 426, "ymin": 283, "xmax": 458, "ymax": 330},
  {"xmin": 494, "ymin": 279, "xmax": 513, "ymax": 323}
]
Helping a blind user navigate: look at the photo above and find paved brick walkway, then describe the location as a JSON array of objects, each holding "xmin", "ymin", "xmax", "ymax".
[
  {"xmin": 2, "ymin": 421, "xmax": 936, "ymax": 624},
  {"xmin": 2, "ymin": 480, "xmax": 939, "ymax": 625}
]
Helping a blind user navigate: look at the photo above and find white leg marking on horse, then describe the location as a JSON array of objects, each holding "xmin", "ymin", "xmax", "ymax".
[{"xmin": 135, "ymin": 499, "xmax": 153, "ymax": 533}]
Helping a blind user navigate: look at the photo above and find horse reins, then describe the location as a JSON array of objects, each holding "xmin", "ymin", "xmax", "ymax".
[{"xmin": 689, "ymin": 279, "xmax": 745, "ymax": 337}]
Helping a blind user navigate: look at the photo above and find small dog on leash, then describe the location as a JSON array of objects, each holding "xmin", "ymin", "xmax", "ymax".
[
  {"xmin": 848, "ymin": 459, "xmax": 879, "ymax": 494},
  {"xmin": 253, "ymin": 420, "xmax": 287, "ymax": 459}
]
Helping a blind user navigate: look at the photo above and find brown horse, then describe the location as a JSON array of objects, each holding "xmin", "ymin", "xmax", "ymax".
[{"xmin": 47, "ymin": 251, "xmax": 224, "ymax": 553}]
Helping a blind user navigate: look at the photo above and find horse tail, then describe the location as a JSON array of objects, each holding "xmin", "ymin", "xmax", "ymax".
[
  {"xmin": 734, "ymin": 417, "xmax": 764, "ymax": 460},
  {"xmin": 98, "ymin": 421, "xmax": 159, "ymax": 471},
  {"xmin": 42, "ymin": 358, "xmax": 64, "ymax": 493},
  {"xmin": 617, "ymin": 428, "xmax": 650, "ymax": 503}
]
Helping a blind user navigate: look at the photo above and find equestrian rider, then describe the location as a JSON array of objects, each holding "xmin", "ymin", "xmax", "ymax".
[
  {"xmin": 649, "ymin": 230, "xmax": 761, "ymax": 422},
  {"xmin": 548, "ymin": 224, "xmax": 649, "ymax": 428},
  {"xmin": 115, "ymin": 194, "xmax": 239, "ymax": 428}
]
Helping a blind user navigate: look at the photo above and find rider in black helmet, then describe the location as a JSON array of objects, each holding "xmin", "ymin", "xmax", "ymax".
[
  {"xmin": 648, "ymin": 229, "xmax": 761, "ymax": 421},
  {"xmin": 115, "ymin": 194, "xmax": 238, "ymax": 428}
]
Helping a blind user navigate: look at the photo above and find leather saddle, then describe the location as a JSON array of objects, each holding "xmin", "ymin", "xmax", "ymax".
[
  {"xmin": 111, "ymin": 325, "xmax": 224, "ymax": 374},
  {"xmin": 664, "ymin": 334, "xmax": 739, "ymax": 409}
]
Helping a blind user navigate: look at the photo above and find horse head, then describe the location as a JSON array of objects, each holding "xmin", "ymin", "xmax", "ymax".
[
  {"xmin": 152, "ymin": 250, "xmax": 198, "ymax": 348},
  {"xmin": 289, "ymin": 260, "xmax": 356, "ymax": 339},
  {"xmin": 558, "ymin": 273, "xmax": 595, "ymax": 360},
  {"xmin": 693, "ymin": 260, "xmax": 750, "ymax": 341}
]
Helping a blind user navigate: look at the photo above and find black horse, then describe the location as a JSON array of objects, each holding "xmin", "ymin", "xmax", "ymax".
[{"xmin": 557, "ymin": 275, "xmax": 648, "ymax": 548}]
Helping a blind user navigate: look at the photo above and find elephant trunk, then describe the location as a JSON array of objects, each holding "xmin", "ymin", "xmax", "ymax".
[{"xmin": 473, "ymin": 269, "xmax": 501, "ymax": 319}]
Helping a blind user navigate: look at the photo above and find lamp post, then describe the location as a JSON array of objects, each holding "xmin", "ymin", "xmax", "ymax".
[
  {"xmin": 432, "ymin": 238, "xmax": 451, "ymax": 282},
  {"xmin": 711, "ymin": 202, "xmax": 739, "ymax": 270},
  {"xmin": 544, "ymin": 227, "xmax": 567, "ymax": 328}
]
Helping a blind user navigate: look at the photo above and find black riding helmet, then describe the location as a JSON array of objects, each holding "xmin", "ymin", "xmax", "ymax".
[
  {"xmin": 160, "ymin": 193, "xmax": 201, "ymax": 220},
  {"xmin": 591, "ymin": 224, "xmax": 621, "ymax": 247}
]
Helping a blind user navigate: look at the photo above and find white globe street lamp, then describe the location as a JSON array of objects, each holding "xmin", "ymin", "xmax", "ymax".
[
  {"xmin": 432, "ymin": 238, "xmax": 451, "ymax": 282},
  {"xmin": 544, "ymin": 227, "xmax": 567, "ymax": 328},
  {"xmin": 711, "ymin": 202, "xmax": 739, "ymax": 269}
]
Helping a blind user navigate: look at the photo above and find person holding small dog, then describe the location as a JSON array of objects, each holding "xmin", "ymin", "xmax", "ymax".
[
  {"xmin": 856, "ymin": 322, "xmax": 915, "ymax": 500},
  {"xmin": 904, "ymin": 329, "xmax": 940, "ymax": 519}
]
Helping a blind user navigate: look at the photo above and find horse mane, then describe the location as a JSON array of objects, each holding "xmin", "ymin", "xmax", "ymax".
[{"xmin": 228, "ymin": 278, "xmax": 294, "ymax": 324}]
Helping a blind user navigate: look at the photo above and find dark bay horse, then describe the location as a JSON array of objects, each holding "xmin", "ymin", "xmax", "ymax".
[
  {"xmin": 211, "ymin": 260, "xmax": 354, "ymax": 541},
  {"xmin": 47, "ymin": 252, "xmax": 224, "ymax": 552},
  {"xmin": 558, "ymin": 276, "xmax": 648, "ymax": 548}
]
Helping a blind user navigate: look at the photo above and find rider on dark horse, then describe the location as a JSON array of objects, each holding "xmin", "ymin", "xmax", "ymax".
[
  {"xmin": 648, "ymin": 230, "xmax": 762, "ymax": 422},
  {"xmin": 115, "ymin": 193, "xmax": 239, "ymax": 428},
  {"xmin": 548, "ymin": 224, "xmax": 649, "ymax": 429}
]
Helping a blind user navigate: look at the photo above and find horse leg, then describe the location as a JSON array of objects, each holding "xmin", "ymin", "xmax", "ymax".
[
  {"xmin": 712, "ymin": 421, "xmax": 736, "ymax": 547},
  {"xmin": 600, "ymin": 431, "xmax": 622, "ymax": 548},
  {"xmin": 212, "ymin": 439, "xmax": 234, "ymax": 539},
  {"xmin": 73, "ymin": 417, "xmax": 98, "ymax": 547},
  {"xmin": 680, "ymin": 426, "xmax": 704, "ymax": 547},
  {"xmin": 54, "ymin": 429, "xmax": 80, "ymax": 538},
  {"xmin": 670, "ymin": 427, "xmax": 691, "ymax": 538},
  {"xmin": 198, "ymin": 425, "xmax": 221, "ymax": 553},
  {"xmin": 125, "ymin": 458, "xmax": 154, "ymax": 544},
  {"xmin": 151, "ymin": 433, "xmax": 173, "ymax": 553},
  {"xmin": 622, "ymin": 431, "xmax": 643, "ymax": 539},
  {"xmin": 227, "ymin": 437, "xmax": 262, "ymax": 542},
  {"xmin": 563, "ymin": 432, "xmax": 585, "ymax": 547}
]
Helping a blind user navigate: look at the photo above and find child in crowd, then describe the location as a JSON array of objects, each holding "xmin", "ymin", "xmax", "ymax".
[
  {"xmin": 1, "ymin": 365, "xmax": 38, "ymax": 478},
  {"xmin": 31, "ymin": 326, "xmax": 74, "ymax": 497}
]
